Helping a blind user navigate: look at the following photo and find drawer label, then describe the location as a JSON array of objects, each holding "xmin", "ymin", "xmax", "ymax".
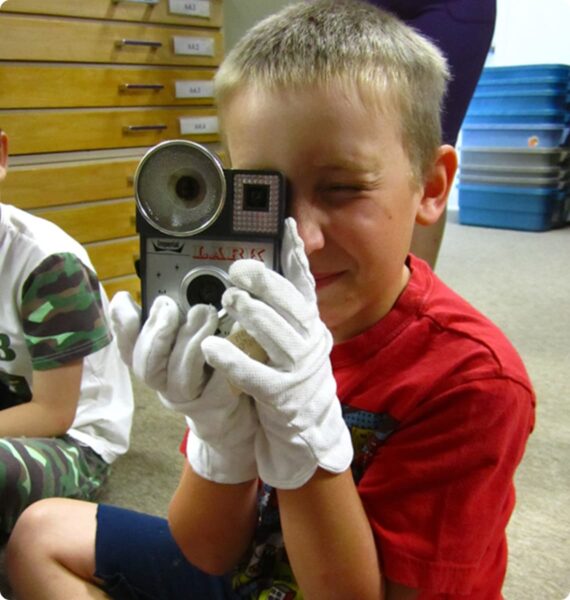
[
  {"xmin": 173, "ymin": 36, "xmax": 215, "ymax": 56},
  {"xmin": 175, "ymin": 80, "xmax": 215, "ymax": 99},
  {"xmin": 179, "ymin": 116, "xmax": 219, "ymax": 135},
  {"xmin": 169, "ymin": 0, "xmax": 211, "ymax": 17}
]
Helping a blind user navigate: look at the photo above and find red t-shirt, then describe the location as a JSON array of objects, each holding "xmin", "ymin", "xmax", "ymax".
[
  {"xmin": 332, "ymin": 255, "xmax": 535, "ymax": 597},
  {"xmin": 180, "ymin": 255, "xmax": 535, "ymax": 598}
]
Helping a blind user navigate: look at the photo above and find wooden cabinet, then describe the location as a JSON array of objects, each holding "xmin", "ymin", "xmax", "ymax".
[
  {"xmin": 2, "ymin": 0, "xmax": 223, "ymax": 27},
  {"xmin": 0, "ymin": 0, "xmax": 224, "ymax": 300},
  {"xmin": 0, "ymin": 14, "xmax": 222, "ymax": 66},
  {"xmin": 0, "ymin": 65, "xmax": 215, "ymax": 108}
]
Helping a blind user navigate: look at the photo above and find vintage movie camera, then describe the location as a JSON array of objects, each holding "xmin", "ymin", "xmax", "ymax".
[{"xmin": 134, "ymin": 140, "xmax": 286, "ymax": 334}]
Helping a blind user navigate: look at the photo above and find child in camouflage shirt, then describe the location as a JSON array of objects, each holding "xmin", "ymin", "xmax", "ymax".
[{"xmin": 0, "ymin": 128, "xmax": 134, "ymax": 539}]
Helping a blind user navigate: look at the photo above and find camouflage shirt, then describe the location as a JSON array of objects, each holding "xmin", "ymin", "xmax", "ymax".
[{"xmin": 0, "ymin": 200, "xmax": 114, "ymax": 410}]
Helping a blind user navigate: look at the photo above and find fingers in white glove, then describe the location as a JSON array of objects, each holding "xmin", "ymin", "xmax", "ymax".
[
  {"xmin": 202, "ymin": 334, "xmax": 277, "ymax": 399},
  {"xmin": 162, "ymin": 304, "xmax": 219, "ymax": 409},
  {"xmin": 281, "ymin": 217, "xmax": 316, "ymax": 304},
  {"xmin": 228, "ymin": 260, "xmax": 318, "ymax": 331},
  {"xmin": 109, "ymin": 291, "xmax": 142, "ymax": 368},
  {"xmin": 131, "ymin": 295, "xmax": 180, "ymax": 391}
]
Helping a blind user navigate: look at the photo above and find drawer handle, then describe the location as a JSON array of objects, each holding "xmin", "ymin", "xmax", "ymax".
[
  {"xmin": 120, "ymin": 83, "xmax": 165, "ymax": 91},
  {"xmin": 116, "ymin": 39, "xmax": 163, "ymax": 49},
  {"xmin": 124, "ymin": 125, "xmax": 167, "ymax": 133},
  {"xmin": 113, "ymin": 0, "xmax": 159, "ymax": 4}
]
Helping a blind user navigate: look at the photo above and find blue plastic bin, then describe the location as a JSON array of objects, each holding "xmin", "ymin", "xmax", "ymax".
[
  {"xmin": 459, "ymin": 173, "xmax": 568, "ymax": 189},
  {"xmin": 478, "ymin": 64, "xmax": 570, "ymax": 83},
  {"xmin": 458, "ymin": 183, "xmax": 566, "ymax": 231},
  {"xmin": 469, "ymin": 90, "xmax": 570, "ymax": 112},
  {"xmin": 459, "ymin": 147, "xmax": 569, "ymax": 169},
  {"xmin": 461, "ymin": 124, "xmax": 569, "ymax": 148},
  {"xmin": 475, "ymin": 77, "xmax": 569, "ymax": 94},
  {"xmin": 464, "ymin": 109, "xmax": 569, "ymax": 125}
]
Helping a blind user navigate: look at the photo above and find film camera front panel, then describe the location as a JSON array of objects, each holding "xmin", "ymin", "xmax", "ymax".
[{"xmin": 134, "ymin": 140, "xmax": 286, "ymax": 320}]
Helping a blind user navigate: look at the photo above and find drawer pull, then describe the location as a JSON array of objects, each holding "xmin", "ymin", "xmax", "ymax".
[
  {"xmin": 124, "ymin": 125, "xmax": 167, "ymax": 133},
  {"xmin": 113, "ymin": 0, "xmax": 159, "ymax": 4},
  {"xmin": 120, "ymin": 83, "xmax": 165, "ymax": 91},
  {"xmin": 116, "ymin": 39, "xmax": 163, "ymax": 49}
]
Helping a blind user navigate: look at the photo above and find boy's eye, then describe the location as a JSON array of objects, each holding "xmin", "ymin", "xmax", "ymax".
[{"xmin": 330, "ymin": 185, "xmax": 361, "ymax": 191}]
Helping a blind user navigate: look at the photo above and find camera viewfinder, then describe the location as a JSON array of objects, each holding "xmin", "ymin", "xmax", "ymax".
[{"xmin": 243, "ymin": 183, "xmax": 271, "ymax": 212}]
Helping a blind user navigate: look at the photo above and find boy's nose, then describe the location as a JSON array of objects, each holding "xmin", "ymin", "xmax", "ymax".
[{"xmin": 290, "ymin": 198, "xmax": 326, "ymax": 255}]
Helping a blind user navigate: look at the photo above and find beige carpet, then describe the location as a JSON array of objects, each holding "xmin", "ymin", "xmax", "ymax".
[{"xmin": 1, "ymin": 215, "xmax": 569, "ymax": 598}]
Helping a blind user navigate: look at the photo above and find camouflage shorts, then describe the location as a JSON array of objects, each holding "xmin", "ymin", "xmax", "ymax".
[{"xmin": 0, "ymin": 435, "xmax": 109, "ymax": 538}]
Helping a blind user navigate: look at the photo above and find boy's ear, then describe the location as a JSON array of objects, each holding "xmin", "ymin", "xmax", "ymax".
[
  {"xmin": 0, "ymin": 131, "xmax": 8, "ymax": 182},
  {"xmin": 415, "ymin": 145, "xmax": 458, "ymax": 226}
]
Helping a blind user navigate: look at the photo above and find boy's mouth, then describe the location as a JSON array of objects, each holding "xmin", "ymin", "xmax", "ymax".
[{"xmin": 313, "ymin": 272, "xmax": 343, "ymax": 290}]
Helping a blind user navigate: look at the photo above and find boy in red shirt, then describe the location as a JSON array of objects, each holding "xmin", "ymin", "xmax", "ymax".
[{"xmin": 7, "ymin": 1, "xmax": 534, "ymax": 598}]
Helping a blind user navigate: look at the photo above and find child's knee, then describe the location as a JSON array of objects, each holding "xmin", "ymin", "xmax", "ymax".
[{"xmin": 7, "ymin": 498, "xmax": 66, "ymax": 559}]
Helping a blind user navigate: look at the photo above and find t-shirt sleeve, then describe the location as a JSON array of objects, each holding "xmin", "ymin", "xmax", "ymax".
[
  {"xmin": 20, "ymin": 252, "xmax": 112, "ymax": 370},
  {"xmin": 357, "ymin": 376, "xmax": 535, "ymax": 595}
]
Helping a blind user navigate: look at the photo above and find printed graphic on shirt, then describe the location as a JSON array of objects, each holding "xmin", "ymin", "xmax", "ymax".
[
  {"xmin": 232, "ymin": 406, "xmax": 400, "ymax": 599},
  {"xmin": 0, "ymin": 333, "xmax": 16, "ymax": 362},
  {"xmin": 0, "ymin": 372, "xmax": 32, "ymax": 410},
  {"xmin": 343, "ymin": 407, "xmax": 400, "ymax": 484},
  {"xmin": 20, "ymin": 253, "xmax": 112, "ymax": 371}
]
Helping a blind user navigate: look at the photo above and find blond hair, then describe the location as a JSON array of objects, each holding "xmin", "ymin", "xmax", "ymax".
[{"xmin": 215, "ymin": 0, "xmax": 449, "ymax": 182}]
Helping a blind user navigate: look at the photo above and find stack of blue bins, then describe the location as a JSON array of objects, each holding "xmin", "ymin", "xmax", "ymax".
[{"xmin": 458, "ymin": 64, "xmax": 570, "ymax": 231}]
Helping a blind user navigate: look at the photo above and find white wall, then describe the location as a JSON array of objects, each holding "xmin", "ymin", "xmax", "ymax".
[
  {"xmin": 223, "ymin": 0, "xmax": 292, "ymax": 52},
  {"xmin": 489, "ymin": 0, "xmax": 570, "ymax": 66}
]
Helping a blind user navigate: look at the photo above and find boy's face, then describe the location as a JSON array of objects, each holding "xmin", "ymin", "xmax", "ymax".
[{"xmin": 223, "ymin": 85, "xmax": 427, "ymax": 342}]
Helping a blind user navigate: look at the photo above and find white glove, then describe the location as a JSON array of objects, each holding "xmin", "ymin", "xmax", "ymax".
[
  {"xmin": 202, "ymin": 218, "xmax": 353, "ymax": 489},
  {"xmin": 109, "ymin": 292, "xmax": 258, "ymax": 483}
]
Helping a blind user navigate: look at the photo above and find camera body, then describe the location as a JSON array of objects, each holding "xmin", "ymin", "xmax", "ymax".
[{"xmin": 134, "ymin": 140, "xmax": 286, "ymax": 332}]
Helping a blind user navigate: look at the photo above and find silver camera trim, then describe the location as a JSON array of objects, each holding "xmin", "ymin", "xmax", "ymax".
[
  {"xmin": 179, "ymin": 265, "xmax": 231, "ymax": 312},
  {"xmin": 134, "ymin": 139, "xmax": 227, "ymax": 238}
]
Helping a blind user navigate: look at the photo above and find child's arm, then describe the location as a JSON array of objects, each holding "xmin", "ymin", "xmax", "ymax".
[
  {"xmin": 278, "ymin": 468, "xmax": 383, "ymax": 599},
  {"xmin": 168, "ymin": 461, "xmax": 258, "ymax": 574},
  {"xmin": 0, "ymin": 359, "xmax": 82, "ymax": 437},
  {"xmin": 278, "ymin": 468, "xmax": 421, "ymax": 600}
]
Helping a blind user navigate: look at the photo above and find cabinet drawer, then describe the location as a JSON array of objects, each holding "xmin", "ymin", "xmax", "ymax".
[
  {"xmin": 1, "ymin": 0, "xmax": 223, "ymax": 28},
  {"xmin": 87, "ymin": 237, "xmax": 139, "ymax": 281},
  {"xmin": 33, "ymin": 199, "xmax": 136, "ymax": 244},
  {"xmin": 103, "ymin": 275, "xmax": 141, "ymax": 302},
  {"xmin": 0, "ymin": 64, "xmax": 216, "ymax": 109},
  {"xmin": 5, "ymin": 158, "xmax": 140, "ymax": 210},
  {"xmin": 2, "ymin": 107, "xmax": 219, "ymax": 155},
  {"xmin": 0, "ymin": 14, "xmax": 222, "ymax": 67}
]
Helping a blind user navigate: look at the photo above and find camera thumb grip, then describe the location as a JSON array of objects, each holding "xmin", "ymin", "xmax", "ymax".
[{"xmin": 226, "ymin": 328, "xmax": 269, "ymax": 397}]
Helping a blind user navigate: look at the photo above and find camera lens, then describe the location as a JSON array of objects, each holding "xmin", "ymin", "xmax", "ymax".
[
  {"xmin": 243, "ymin": 183, "xmax": 270, "ymax": 212},
  {"xmin": 175, "ymin": 175, "xmax": 201, "ymax": 204},
  {"xmin": 186, "ymin": 274, "xmax": 227, "ymax": 310}
]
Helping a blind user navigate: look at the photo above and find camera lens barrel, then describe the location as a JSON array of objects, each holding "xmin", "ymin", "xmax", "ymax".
[
  {"xmin": 180, "ymin": 266, "xmax": 231, "ymax": 312},
  {"xmin": 134, "ymin": 140, "xmax": 227, "ymax": 237}
]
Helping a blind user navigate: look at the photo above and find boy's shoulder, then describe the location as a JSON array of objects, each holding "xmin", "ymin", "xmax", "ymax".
[
  {"xmin": 333, "ymin": 255, "xmax": 533, "ymax": 403},
  {"xmin": 1, "ymin": 203, "xmax": 92, "ymax": 272},
  {"xmin": 413, "ymin": 256, "xmax": 532, "ymax": 394}
]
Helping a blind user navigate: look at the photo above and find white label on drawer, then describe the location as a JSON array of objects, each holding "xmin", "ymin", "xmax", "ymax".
[
  {"xmin": 169, "ymin": 0, "xmax": 211, "ymax": 17},
  {"xmin": 173, "ymin": 36, "xmax": 214, "ymax": 56},
  {"xmin": 179, "ymin": 116, "xmax": 219, "ymax": 135},
  {"xmin": 175, "ymin": 80, "xmax": 214, "ymax": 99}
]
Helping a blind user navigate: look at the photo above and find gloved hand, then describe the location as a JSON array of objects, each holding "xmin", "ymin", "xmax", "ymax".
[
  {"xmin": 109, "ymin": 292, "xmax": 258, "ymax": 483},
  {"xmin": 202, "ymin": 218, "xmax": 353, "ymax": 489}
]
